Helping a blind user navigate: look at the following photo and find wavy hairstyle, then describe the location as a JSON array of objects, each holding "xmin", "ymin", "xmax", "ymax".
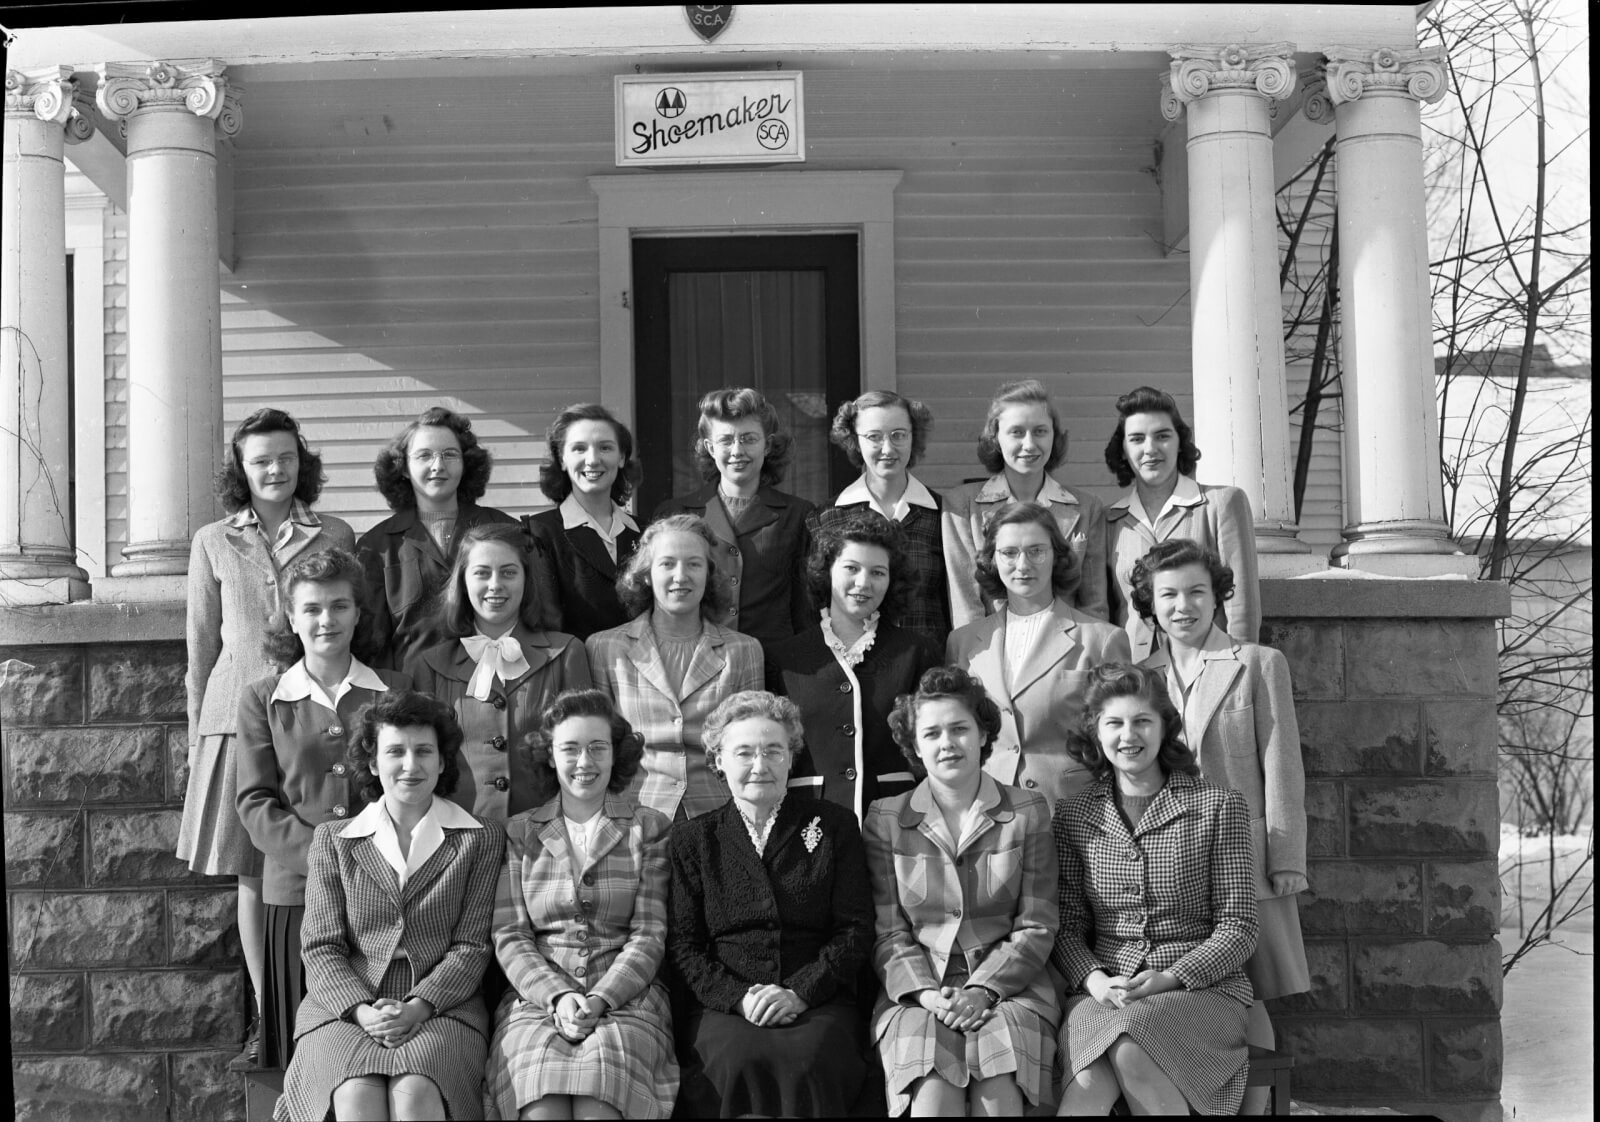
[
  {"xmin": 437, "ymin": 523, "xmax": 546, "ymax": 639},
  {"xmin": 975, "ymin": 379, "xmax": 1069, "ymax": 475},
  {"xmin": 262, "ymin": 548, "xmax": 378, "ymax": 668},
  {"xmin": 349, "ymin": 689, "xmax": 465, "ymax": 805},
  {"xmin": 372, "ymin": 406, "xmax": 494, "ymax": 512},
  {"xmin": 828, "ymin": 390, "xmax": 935, "ymax": 470},
  {"xmin": 538, "ymin": 403, "xmax": 643, "ymax": 506},
  {"xmin": 1128, "ymin": 538, "xmax": 1235, "ymax": 626},
  {"xmin": 523, "ymin": 688, "xmax": 646, "ymax": 807},
  {"xmin": 1102, "ymin": 385, "xmax": 1203, "ymax": 488},
  {"xmin": 702, "ymin": 690, "xmax": 805, "ymax": 777},
  {"xmin": 973, "ymin": 501, "xmax": 1082, "ymax": 604},
  {"xmin": 888, "ymin": 664, "xmax": 1005, "ymax": 772},
  {"xmin": 614, "ymin": 514, "xmax": 734, "ymax": 621},
  {"xmin": 1064, "ymin": 663, "xmax": 1200, "ymax": 780},
  {"xmin": 692, "ymin": 387, "xmax": 793, "ymax": 488},
  {"xmin": 804, "ymin": 510, "xmax": 912, "ymax": 622},
  {"xmin": 214, "ymin": 407, "xmax": 325, "ymax": 512}
]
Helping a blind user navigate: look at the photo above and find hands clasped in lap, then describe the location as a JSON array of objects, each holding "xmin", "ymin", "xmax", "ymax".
[{"xmin": 354, "ymin": 997, "xmax": 434, "ymax": 1049}]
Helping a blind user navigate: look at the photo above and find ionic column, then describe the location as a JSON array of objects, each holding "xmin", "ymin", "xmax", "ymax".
[
  {"xmin": 96, "ymin": 60, "xmax": 241, "ymax": 585},
  {"xmin": 1315, "ymin": 48, "xmax": 1477, "ymax": 576},
  {"xmin": 1163, "ymin": 44, "xmax": 1317, "ymax": 572},
  {"xmin": 2, "ymin": 67, "xmax": 94, "ymax": 605}
]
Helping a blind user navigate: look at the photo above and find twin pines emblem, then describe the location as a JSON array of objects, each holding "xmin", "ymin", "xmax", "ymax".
[{"xmin": 686, "ymin": 6, "xmax": 734, "ymax": 43}]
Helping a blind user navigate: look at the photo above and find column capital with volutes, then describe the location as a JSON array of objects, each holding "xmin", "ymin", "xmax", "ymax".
[
  {"xmin": 1321, "ymin": 47, "xmax": 1447, "ymax": 107},
  {"xmin": 94, "ymin": 58, "xmax": 242, "ymax": 137},
  {"xmin": 1161, "ymin": 42, "xmax": 1297, "ymax": 121},
  {"xmin": 4, "ymin": 66, "xmax": 96, "ymax": 142}
]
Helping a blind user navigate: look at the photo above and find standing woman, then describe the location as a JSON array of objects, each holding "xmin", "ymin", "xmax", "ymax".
[
  {"xmin": 358, "ymin": 406, "xmax": 519, "ymax": 670},
  {"xmin": 487, "ymin": 689, "xmax": 678, "ymax": 1121},
  {"xmin": 812, "ymin": 390, "xmax": 951, "ymax": 645},
  {"xmin": 653, "ymin": 387, "xmax": 815, "ymax": 645},
  {"xmin": 586, "ymin": 515, "xmax": 762, "ymax": 823},
  {"xmin": 1130, "ymin": 539, "xmax": 1308, "ymax": 1113},
  {"xmin": 179, "ymin": 407, "xmax": 356, "ymax": 1071},
  {"xmin": 764, "ymin": 510, "xmax": 940, "ymax": 822},
  {"xmin": 947, "ymin": 502, "xmax": 1131, "ymax": 808},
  {"xmin": 524, "ymin": 403, "xmax": 644, "ymax": 640},
  {"xmin": 403, "ymin": 523, "xmax": 591, "ymax": 822},
  {"xmin": 865, "ymin": 666, "xmax": 1060, "ymax": 1118},
  {"xmin": 944, "ymin": 379, "xmax": 1109, "ymax": 627},
  {"xmin": 1102, "ymin": 386, "xmax": 1259, "ymax": 662}
]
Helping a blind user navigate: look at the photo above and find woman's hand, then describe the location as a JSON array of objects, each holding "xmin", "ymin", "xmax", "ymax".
[
  {"xmin": 554, "ymin": 991, "xmax": 600, "ymax": 1042},
  {"xmin": 948, "ymin": 986, "xmax": 996, "ymax": 1033},
  {"xmin": 1118, "ymin": 970, "xmax": 1181, "ymax": 1003},
  {"xmin": 1270, "ymin": 871, "xmax": 1309, "ymax": 896},
  {"xmin": 1084, "ymin": 971, "xmax": 1133, "ymax": 1009},
  {"xmin": 354, "ymin": 1001, "xmax": 399, "ymax": 1043},
  {"xmin": 381, "ymin": 997, "xmax": 434, "ymax": 1047},
  {"xmin": 741, "ymin": 984, "xmax": 806, "ymax": 1027}
]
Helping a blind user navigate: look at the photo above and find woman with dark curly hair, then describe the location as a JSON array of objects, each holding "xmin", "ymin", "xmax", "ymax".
[
  {"xmin": 523, "ymin": 403, "xmax": 645, "ymax": 640},
  {"xmin": 943, "ymin": 380, "xmax": 1110, "ymax": 628},
  {"xmin": 764, "ymin": 510, "xmax": 940, "ymax": 821},
  {"xmin": 486, "ymin": 689, "xmax": 678, "ymax": 1120},
  {"xmin": 179, "ymin": 406, "xmax": 356, "ymax": 1072},
  {"xmin": 1101, "ymin": 386, "xmax": 1260, "ymax": 661},
  {"xmin": 275, "ymin": 690, "xmax": 505, "ymax": 1121},
  {"xmin": 653, "ymin": 387, "xmax": 815, "ymax": 645},
  {"xmin": 811, "ymin": 390, "xmax": 951, "ymax": 644},
  {"xmin": 865, "ymin": 665, "xmax": 1060, "ymax": 1117},
  {"xmin": 357, "ymin": 406, "xmax": 519, "ymax": 670}
]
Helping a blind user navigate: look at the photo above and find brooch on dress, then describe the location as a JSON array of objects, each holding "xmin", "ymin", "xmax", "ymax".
[{"xmin": 802, "ymin": 816, "xmax": 823, "ymax": 853}]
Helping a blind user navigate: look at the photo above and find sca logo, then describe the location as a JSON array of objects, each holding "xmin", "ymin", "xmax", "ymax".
[{"xmin": 655, "ymin": 88, "xmax": 687, "ymax": 119}]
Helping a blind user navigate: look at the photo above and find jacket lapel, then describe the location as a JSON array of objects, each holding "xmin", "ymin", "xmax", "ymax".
[
  {"xmin": 276, "ymin": 516, "xmax": 327, "ymax": 571},
  {"xmin": 535, "ymin": 810, "xmax": 575, "ymax": 880},
  {"xmin": 700, "ymin": 494, "xmax": 740, "ymax": 551},
  {"xmin": 566, "ymin": 524, "xmax": 619, "ymax": 580},
  {"xmin": 1186, "ymin": 636, "xmax": 1245, "ymax": 749},
  {"xmin": 582, "ymin": 797, "xmax": 634, "ymax": 874},
  {"xmin": 741, "ymin": 488, "xmax": 785, "ymax": 535},
  {"xmin": 763, "ymin": 798, "xmax": 804, "ymax": 862},
  {"xmin": 425, "ymin": 641, "xmax": 475, "ymax": 686},
  {"xmin": 963, "ymin": 616, "xmax": 1014, "ymax": 711},
  {"xmin": 625, "ymin": 617, "xmax": 677, "ymax": 702},
  {"xmin": 350, "ymin": 836, "xmax": 403, "ymax": 908},
  {"xmin": 679, "ymin": 628, "xmax": 730, "ymax": 700},
  {"xmin": 401, "ymin": 829, "xmax": 462, "ymax": 904},
  {"xmin": 222, "ymin": 521, "xmax": 278, "ymax": 581},
  {"xmin": 952, "ymin": 778, "xmax": 1013, "ymax": 858},
  {"xmin": 1133, "ymin": 776, "xmax": 1190, "ymax": 839},
  {"xmin": 1010, "ymin": 601, "xmax": 1082, "ymax": 698},
  {"xmin": 502, "ymin": 631, "xmax": 558, "ymax": 689}
]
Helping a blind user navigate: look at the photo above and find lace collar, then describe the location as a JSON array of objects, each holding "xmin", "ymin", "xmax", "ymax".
[{"xmin": 820, "ymin": 608, "xmax": 879, "ymax": 668}]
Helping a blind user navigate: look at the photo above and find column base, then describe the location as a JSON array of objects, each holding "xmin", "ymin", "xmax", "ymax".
[
  {"xmin": 1333, "ymin": 521, "xmax": 1481, "ymax": 577},
  {"xmin": 0, "ymin": 575, "xmax": 92, "ymax": 606},
  {"xmin": 1254, "ymin": 523, "xmax": 1328, "ymax": 576},
  {"xmin": 94, "ymin": 573, "xmax": 189, "ymax": 603},
  {"xmin": 110, "ymin": 541, "xmax": 192, "ymax": 578}
]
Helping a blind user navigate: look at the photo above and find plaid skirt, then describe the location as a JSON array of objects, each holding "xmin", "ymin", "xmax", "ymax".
[{"xmin": 175, "ymin": 732, "xmax": 264, "ymax": 877}]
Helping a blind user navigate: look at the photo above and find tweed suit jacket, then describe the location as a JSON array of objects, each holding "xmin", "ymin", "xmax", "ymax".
[
  {"xmin": 942, "ymin": 473, "xmax": 1110, "ymax": 628},
  {"xmin": 1142, "ymin": 629, "xmax": 1306, "ymax": 892},
  {"xmin": 863, "ymin": 776, "xmax": 1059, "ymax": 1018},
  {"xmin": 946, "ymin": 598, "xmax": 1133, "ymax": 808},
  {"xmin": 1105, "ymin": 480, "xmax": 1261, "ymax": 662},
  {"xmin": 585, "ymin": 614, "xmax": 762, "ymax": 821},
  {"xmin": 523, "ymin": 507, "xmax": 643, "ymax": 641},
  {"xmin": 811, "ymin": 479, "xmax": 952, "ymax": 644},
  {"xmin": 1051, "ymin": 772, "xmax": 1259, "ymax": 1007},
  {"xmin": 186, "ymin": 506, "xmax": 356, "ymax": 737},
  {"xmin": 494, "ymin": 795, "xmax": 672, "ymax": 1014},
  {"xmin": 293, "ymin": 808, "xmax": 506, "ymax": 1039}
]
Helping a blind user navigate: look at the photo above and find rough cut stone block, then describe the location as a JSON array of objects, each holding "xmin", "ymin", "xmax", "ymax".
[
  {"xmin": 1299, "ymin": 700, "xmax": 1422, "ymax": 776},
  {"xmin": 171, "ymin": 1050, "xmax": 246, "ymax": 1122},
  {"xmin": 1427, "ymin": 861, "xmax": 1501, "ymax": 937},
  {"xmin": 90, "ymin": 970, "xmax": 245, "ymax": 1049},
  {"xmin": 167, "ymin": 724, "xmax": 190, "ymax": 802},
  {"xmin": 1349, "ymin": 780, "xmax": 1498, "ymax": 856},
  {"xmin": 10, "ymin": 891, "xmax": 165, "ymax": 970},
  {"xmin": 168, "ymin": 889, "xmax": 242, "ymax": 967},
  {"xmin": 9, "ymin": 973, "xmax": 85, "ymax": 1052},
  {"xmin": 1354, "ymin": 940, "xmax": 1502, "ymax": 1014},
  {"xmin": 6, "ymin": 725, "xmax": 165, "ymax": 805},
  {"xmin": 1426, "ymin": 701, "xmax": 1499, "ymax": 776},
  {"xmin": 1429, "ymin": 1019, "xmax": 1503, "ymax": 1096},
  {"xmin": 4, "ymin": 812, "xmax": 85, "ymax": 888},
  {"xmin": 89, "ymin": 808, "xmax": 207, "ymax": 885},
  {"xmin": 0, "ymin": 646, "xmax": 84, "ymax": 726},
  {"xmin": 1258, "ymin": 620, "xmax": 1343, "ymax": 700},
  {"xmin": 1275, "ymin": 1017, "xmax": 1423, "ymax": 1097},
  {"xmin": 1298, "ymin": 860, "xmax": 1422, "ymax": 935},
  {"xmin": 1304, "ymin": 781, "xmax": 1345, "ymax": 857},
  {"xmin": 87, "ymin": 641, "xmax": 186, "ymax": 722},
  {"xmin": 13, "ymin": 1053, "xmax": 167, "ymax": 1122},
  {"xmin": 1344, "ymin": 620, "xmax": 1498, "ymax": 699},
  {"xmin": 1269, "ymin": 939, "xmax": 1347, "ymax": 1014}
]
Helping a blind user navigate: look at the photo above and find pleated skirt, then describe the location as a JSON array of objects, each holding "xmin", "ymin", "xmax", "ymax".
[
  {"xmin": 1248, "ymin": 894, "xmax": 1311, "ymax": 1000},
  {"xmin": 263, "ymin": 904, "xmax": 306, "ymax": 1070},
  {"xmin": 875, "ymin": 996, "xmax": 1054, "ymax": 1116},
  {"xmin": 679, "ymin": 1000, "xmax": 865, "ymax": 1119},
  {"xmin": 175, "ymin": 732, "xmax": 264, "ymax": 877}
]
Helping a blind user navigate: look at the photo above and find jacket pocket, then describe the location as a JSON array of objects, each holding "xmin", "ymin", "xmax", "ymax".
[
  {"xmin": 980, "ymin": 844, "xmax": 1023, "ymax": 903},
  {"xmin": 893, "ymin": 852, "xmax": 931, "ymax": 909}
]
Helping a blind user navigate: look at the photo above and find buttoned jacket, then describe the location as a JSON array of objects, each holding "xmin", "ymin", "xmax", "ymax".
[
  {"xmin": 1051, "ymin": 772, "xmax": 1258, "ymax": 1007},
  {"xmin": 1105, "ymin": 480, "xmax": 1260, "ymax": 662},
  {"xmin": 1142, "ymin": 632, "xmax": 1306, "ymax": 891},
  {"xmin": 186, "ymin": 509, "xmax": 356, "ymax": 736},
  {"xmin": 653, "ymin": 482, "xmax": 816, "ymax": 644},
  {"xmin": 294, "ymin": 811, "xmax": 506, "ymax": 1039},
  {"xmin": 523, "ymin": 507, "xmax": 642, "ymax": 641},
  {"xmin": 946, "ymin": 599, "xmax": 1132, "ymax": 807},
  {"xmin": 494, "ymin": 796, "xmax": 672, "ymax": 1014},
  {"xmin": 863, "ymin": 778, "xmax": 1059, "ymax": 1020},
  {"xmin": 585, "ymin": 613, "xmax": 763, "ymax": 820}
]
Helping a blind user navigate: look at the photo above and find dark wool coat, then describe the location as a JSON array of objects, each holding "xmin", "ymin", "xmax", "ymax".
[{"xmin": 523, "ymin": 507, "xmax": 642, "ymax": 641}]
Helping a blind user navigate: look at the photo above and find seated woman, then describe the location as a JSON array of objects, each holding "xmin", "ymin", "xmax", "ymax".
[
  {"xmin": 864, "ymin": 666, "xmax": 1059, "ymax": 1118},
  {"xmin": 486, "ymin": 689, "xmax": 678, "ymax": 1120},
  {"xmin": 668, "ymin": 690, "xmax": 874, "ymax": 1118},
  {"xmin": 1052, "ymin": 664, "xmax": 1259, "ymax": 1116},
  {"xmin": 276, "ymin": 690, "xmax": 506, "ymax": 1122}
]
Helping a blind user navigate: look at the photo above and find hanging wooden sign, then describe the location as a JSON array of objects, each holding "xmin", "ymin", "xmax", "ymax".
[{"xmin": 615, "ymin": 72, "xmax": 804, "ymax": 167}]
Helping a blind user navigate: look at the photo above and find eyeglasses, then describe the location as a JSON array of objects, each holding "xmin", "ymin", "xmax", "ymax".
[
  {"xmin": 554, "ymin": 742, "xmax": 613, "ymax": 758},
  {"xmin": 410, "ymin": 449, "xmax": 463, "ymax": 465},
  {"xmin": 728, "ymin": 746, "xmax": 789, "ymax": 764},
  {"xmin": 996, "ymin": 545, "xmax": 1052, "ymax": 564},
  {"xmin": 857, "ymin": 429, "xmax": 912, "ymax": 447},
  {"xmin": 245, "ymin": 453, "xmax": 297, "ymax": 469},
  {"xmin": 711, "ymin": 433, "xmax": 765, "ymax": 449}
]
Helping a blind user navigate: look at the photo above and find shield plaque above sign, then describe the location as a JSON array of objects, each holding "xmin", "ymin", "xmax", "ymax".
[{"xmin": 686, "ymin": 5, "xmax": 734, "ymax": 43}]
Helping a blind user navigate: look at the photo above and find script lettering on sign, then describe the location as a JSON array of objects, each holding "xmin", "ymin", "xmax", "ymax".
[{"xmin": 614, "ymin": 72, "xmax": 804, "ymax": 167}]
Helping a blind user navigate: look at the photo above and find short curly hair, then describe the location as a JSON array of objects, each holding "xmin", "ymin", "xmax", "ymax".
[
  {"xmin": 1064, "ymin": 663, "xmax": 1199, "ymax": 780},
  {"xmin": 1102, "ymin": 386, "xmax": 1202, "ymax": 489},
  {"xmin": 436, "ymin": 523, "xmax": 546, "ymax": 639},
  {"xmin": 538, "ymin": 403, "xmax": 643, "ymax": 507},
  {"xmin": 692, "ymin": 387, "xmax": 793, "ymax": 488},
  {"xmin": 214, "ymin": 407, "xmax": 325, "ymax": 512},
  {"xmin": 975, "ymin": 379, "xmax": 1069, "ymax": 475},
  {"xmin": 263, "ymin": 548, "xmax": 378, "ymax": 668},
  {"xmin": 828, "ymin": 390, "xmax": 935, "ymax": 470},
  {"xmin": 973, "ymin": 501, "xmax": 1083, "ymax": 604},
  {"xmin": 349, "ymin": 689, "xmax": 465, "ymax": 805},
  {"xmin": 804, "ymin": 510, "xmax": 912, "ymax": 622},
  {"xmin": 614, "ymin": 514, "xmax": 735, "ymax": 621},
  {"xmin": 523, "ymin": 689, "xmax": 646, "ymax": 808},
  {"xmin": 888, "ymin": 665, "xmax": 1004, "ymax": 773},
  {"xmin": 1128, "ymin": 538, "xmax": 1236, "ymax": 626},
  {"xmin": 702, "ymin": 690, "xmax": 805, "ymax": 777},
  {"xmin": 372, "ymin": 407, "xmax": 494, "ymax": 512}
]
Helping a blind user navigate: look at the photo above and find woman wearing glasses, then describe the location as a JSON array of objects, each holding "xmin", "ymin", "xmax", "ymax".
[{"xmin": 946, "ymin": 502, "xmax": 1130, "ymax": 807}]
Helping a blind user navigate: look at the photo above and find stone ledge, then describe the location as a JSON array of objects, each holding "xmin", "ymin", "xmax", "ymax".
[
  {"xmin": 0, "ymin": 601, "xmax": 185, "ymax": 646},
  {"xmin": 1261, "ymin": 576, "xmax": 1511, "ymax": 619}
]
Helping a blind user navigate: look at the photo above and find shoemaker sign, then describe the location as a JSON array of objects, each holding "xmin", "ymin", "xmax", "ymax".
[{"xmin": 614, "ymin": 72, "xmax": 804, "ymax": 167}]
